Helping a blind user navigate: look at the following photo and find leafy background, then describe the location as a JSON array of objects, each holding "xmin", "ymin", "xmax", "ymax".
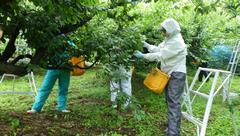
[{"xmin": 0, "ymin": 0, "xmax": 240, "ymax": 135}]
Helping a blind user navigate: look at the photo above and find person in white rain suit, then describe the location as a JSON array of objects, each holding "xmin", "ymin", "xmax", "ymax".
[
  {"xmin": 134, "ymin": 18, "xmax": 187, "ymax": 136},
  {"xmin": 0, "ymin": 25, "xmax": 3, "ymax": 39},
  {"xmin": 110, "ymin": 66, "xmax": 133, "ymax": 108}
]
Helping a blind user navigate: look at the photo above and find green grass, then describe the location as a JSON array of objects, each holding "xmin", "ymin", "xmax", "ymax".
[{"xmin": 0, "ymin": 68, "xmax": 240, "ymax": 136}]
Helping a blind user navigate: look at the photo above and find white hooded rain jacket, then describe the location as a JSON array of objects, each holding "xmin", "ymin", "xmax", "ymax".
[{"xmin": 143, "ymin": 18, "xmax": 187, "ymax": 75}]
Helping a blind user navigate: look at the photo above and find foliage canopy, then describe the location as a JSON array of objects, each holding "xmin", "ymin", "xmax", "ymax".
[{"xmin": 0, "ymin": 0, "xmax": 239, "ymax": 75}]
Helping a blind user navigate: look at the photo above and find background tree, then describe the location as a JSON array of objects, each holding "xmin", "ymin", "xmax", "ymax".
[
  {"xmin": 0, "ymin": 0, "xmax": 100, "ymax": 75},
  {"xmin": 0, "ymin": 0, "xmax": 239, "ymax": 76}
]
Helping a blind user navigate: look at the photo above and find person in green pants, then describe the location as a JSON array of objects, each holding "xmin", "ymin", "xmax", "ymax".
[{"xmin": 27, "ymin": 33, "xmax": 78, "ymax": 114}]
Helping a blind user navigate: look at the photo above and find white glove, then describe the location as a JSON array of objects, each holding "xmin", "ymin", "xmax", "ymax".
[
  {"xmin": 142, "ymin": 41, "xmax": 150, "ymax": 48},
  {"xmin": 134, "ymin": 50, "xmax": 144, "ymax": 59}
]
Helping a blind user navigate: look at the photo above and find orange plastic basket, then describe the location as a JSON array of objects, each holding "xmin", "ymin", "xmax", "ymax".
[
  {"xmin": 143, "ymin": 68, "xmax": 169, "ymax": 94},
  {"xmin": 69, "ymin": 56, "xmax": 85, "ymax": 76}
]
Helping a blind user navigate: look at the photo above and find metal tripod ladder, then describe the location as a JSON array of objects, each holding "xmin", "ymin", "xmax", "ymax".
[
  {"xmin": 182, "ymin": 67, "xmax": 233, "ymax": 136},
  {"xmin": 227, "ymin": 40, "xmax": 240, "ymax": 76},
  {"xmin": 0, "ymin": 71, "xmax": 37, "ymax": 95},
  {"xmin": 223, "ymin": 40, "xmax": 240, "ymax": 101},
  {"xmin": 182, "ymin": 40, "xmax": 240, "ymax": 136}
]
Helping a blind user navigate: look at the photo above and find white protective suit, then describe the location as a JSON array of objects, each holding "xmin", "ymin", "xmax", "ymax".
[
  {"xmin": 143, "ymin": 18, "xmax": 187, "ymax": 75},
  {"xmin": 142, "ymin": 18, "xmax": 187, "ymax": 136},
  {"xmin": 0, "ymin": 28, "xmax": 3, "ymax": 39},
  {"xmin": 110, "ymin": 66, "xmax": 133, "ymax": 107}
]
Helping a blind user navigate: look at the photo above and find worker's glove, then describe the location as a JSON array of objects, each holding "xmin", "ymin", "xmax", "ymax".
[
  {"xmin": 134, "ymin": 50, "xmax": 144, "ymax": 59},
  {"xmin": 142, "ymin": 41, "xmax": 150, "ymax": 48}
]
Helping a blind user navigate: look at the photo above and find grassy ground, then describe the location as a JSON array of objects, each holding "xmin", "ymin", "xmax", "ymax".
[{"xmin": 0, "ymin": 67, "xmax": 240, "ymax": 136}]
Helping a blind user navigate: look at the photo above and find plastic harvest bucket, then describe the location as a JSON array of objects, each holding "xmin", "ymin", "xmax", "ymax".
[
  {"xmin": 70, "ymin": 56, "xmax": 85, "ymax": 76},
  {"xmin": 143, "ymin": 68, "xmax": 169, "ymax": 94}
]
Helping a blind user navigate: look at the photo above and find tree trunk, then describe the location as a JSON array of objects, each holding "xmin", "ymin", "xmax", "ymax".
[
  {"xmin": 0, "ymin": 0, "xmax": 13, "ymax": 5},
  {"xmin": 59, "ymin": 16, "xmax": 93, "ymax": 34},
  {"xmin": 0, "ymin": 22, "xmax": 27, "ymax": 76},
  {"xmin": 11, "ymin": 54, "xmax": 32, "ymax": 64},
  {"xmin": 0, "ymin": 22, "xmax": 21, "ymax": 62},
  {"xmin": 30, "ymin": 47, "xmax": 46, "ymax": 65},
  {"xmin": 0, "ymin": 62, "xmax": 27, "ymax": 76},
  {"xmin": 0, "ymin": 16, "xmax": 93, "ymax": 76}
]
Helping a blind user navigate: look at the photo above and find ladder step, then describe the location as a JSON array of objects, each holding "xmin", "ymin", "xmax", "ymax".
[
  {"xmin": 229, "ymin": 62, "xmax": 237, "ymax": 65},
  {"xmin": 191, "ymin": 90, "xmax": 209, "ymax": 99},
  {"xmin": 0, "ymin": 92, "xmax": 34, "ymax": 94},
  {"xmin": 182, "ymin": 112, "xmax": 203, "ymax": 126},
  {"xmin": 2, "ymin": 74, "xmax": 17, "ymax": 77}
]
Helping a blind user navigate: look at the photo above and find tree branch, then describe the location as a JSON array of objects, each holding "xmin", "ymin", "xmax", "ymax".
[
  {"xmin": 0, "ymin": 62, "xmax": 28, "ymax": 76},
  {"xmin": 74, "ymin": 54, "xmax": 102, "ymax": 69},
  {"xmin": 11, "ymin": 54, "xmax": 32, "ymax": 64},
  {"xmin": 0, "ymin": 0, "xmax": 13, "ymax": 5},
  {"xmin": 30, "ymin": 47, "xmax": 46, "ymax": 65},
  {"xmin": 0, "ymin": 22, "xmax": 21, "ymax": 62},
  {"xmin": 59, "ymin": 16, "xmax": 93, "ymax": 34}
]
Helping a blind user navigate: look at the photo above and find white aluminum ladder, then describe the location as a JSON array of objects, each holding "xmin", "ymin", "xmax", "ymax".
[
  {"xmin": 182, "ymin": 67, "xmax": 233, "ymax": 136},
  {"xmin": 223, "ymin": 40, "xmax": 240, "ymax": 101},
  {"xmin": 182, "ymin": 40, "xmax": 240, "ymax": 136},
  {"xmin": 227, "ymin": 40, "xmax": 240, "ymax": 76},
  {"xmin": 0, "ymin": 71, "xmax": 37, "ymax": 95}
]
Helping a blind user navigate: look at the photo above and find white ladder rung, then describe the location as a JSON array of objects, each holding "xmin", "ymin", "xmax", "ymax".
[
  {"xmin": 0, "ymin": 92, "xmax": 34, "ymax": 94},
  {"xmin": 182, "ymin": 112, "xmax": 203, "ymax": 126},
  {"xmin": 229, "ymin": 62, "xmax": 237, "ymax": 65},
  {"xmin": 232, "ymin": 48, "xmax": 240, "ymax": 51},
  {"xmin": 191, "ymin": 90, "xmax": 209, "ymax": 99},
  {"xmin": 2, "ymin": 74, "xmax": 16, "ymax": 77}
]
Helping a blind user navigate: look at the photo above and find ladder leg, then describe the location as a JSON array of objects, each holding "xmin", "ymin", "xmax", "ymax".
[
  {"xmin": 12, "ymin": 75, "xmax": 16, "ymax": 95},
  {"xmin": 0, "ymin": 74, "xmax": 5, "ymax": 83},
  {"xmin": 27, "ymin": 73, "xmax": 34, "ymax": 96},
  {"xmin": 226, "ymin": 91, "xmax": 239, "ymax": 136},
  {"xmin": 222, "ymin": 73, "xmax": 230, "ymax": 102},
  {"xmin": 12, "ymin": 75, "xmax": 17, "ymax": 106},
  {"xmin": 197, "ymin": 125, "xmax": 200, "ymax": 136},
  {"xmin": 184, "ymin": 79, "xmax": 193, "ymax": 115},
  {"xmin": 30, "ymin": 72, "xmax": 37, "ymax": 95},
  {"xmin": 200, "ymin": 72, "xmax": 219, "ymax": 136}
]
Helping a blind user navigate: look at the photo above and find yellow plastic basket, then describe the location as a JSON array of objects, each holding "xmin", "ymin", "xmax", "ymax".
[
  {"xmin": 143, "ymin": 68, "xmax": 169, "ymax": 94},
  {"xmin": 69, "ymin": 56, "xmax": 85, "ymax": 76}
]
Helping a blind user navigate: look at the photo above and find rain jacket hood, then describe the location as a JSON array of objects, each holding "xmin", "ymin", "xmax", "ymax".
[{"xmin": 161, "ymin": 18, "xmax": 181, "ymax": 36}]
